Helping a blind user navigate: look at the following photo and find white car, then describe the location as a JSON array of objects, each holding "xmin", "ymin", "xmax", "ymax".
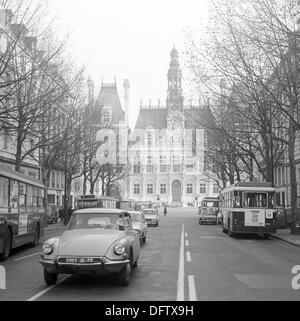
[
  {"xmin": 142, "ymin": 208, "xmax": 159, "ymax": 227},
  {"xmin": 39, "ymin": 208, "xmax": 140, "ymax": 286}
]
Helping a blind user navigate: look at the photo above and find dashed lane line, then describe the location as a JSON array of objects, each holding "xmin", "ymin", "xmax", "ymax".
[
  {"xmin": 177, "ymin": 224, "xmax": 185, "ymax": 301},
  {"xmin": 188, "ymin": 275, "xmax": 197, "ymax": 301},
  {"xmin": 186, "ymin": 251, "xmax": 192, "ymax": 262}
]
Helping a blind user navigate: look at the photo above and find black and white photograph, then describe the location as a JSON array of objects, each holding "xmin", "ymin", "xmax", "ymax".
[{"xmin": 0, "ymin": 0, "xmax": 300, "ymax": 306}]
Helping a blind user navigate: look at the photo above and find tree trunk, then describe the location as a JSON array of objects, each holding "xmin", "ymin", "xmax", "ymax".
[{"xmin": 288, "ymin": 122, "xmax": 298, "ymax": 234}]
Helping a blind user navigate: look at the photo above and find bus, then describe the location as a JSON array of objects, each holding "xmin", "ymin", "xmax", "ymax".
[
  {"xmin": 0, "ymin": 168, "xmax": 45, "ymax": 261},
  {"xmin": 198, "ymin": 197, "xmax": 220, "ymax": 225},
  {"xmin": 220, "ymin": 182, "xmax": 277, "ymax": 239},
  {"xmin": 76, "ymin": 195, "xmax": 117, "ymax": 209}
]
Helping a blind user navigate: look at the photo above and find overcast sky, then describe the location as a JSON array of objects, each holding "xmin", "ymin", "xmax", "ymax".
[{"xmin": 50, "ymin": 0, "xmax": 211, "ymax": 129}]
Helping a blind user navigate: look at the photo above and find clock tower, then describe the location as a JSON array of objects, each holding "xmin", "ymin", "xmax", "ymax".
[
  {"xmin": 167, "ymin": 47, "xmax": 184, "ymax": 131},
  {"xmin": 167, "ymin": 46, "xmax": 184, "ymax": 114}
]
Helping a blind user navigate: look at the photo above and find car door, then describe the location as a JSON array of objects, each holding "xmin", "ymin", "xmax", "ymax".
[{"xmin": 124, "ymin": 214, "xmax": 140, "ymax": 260}]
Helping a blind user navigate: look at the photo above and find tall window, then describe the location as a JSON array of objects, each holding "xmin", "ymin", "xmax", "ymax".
[
  {"xmin": 146, "ymin": 132, "xmax": 153, "ymax": 148},
  {"xmin": 213, "ymin": 183, "xmax": 219, "ymax": 194},
  {"xmin": 134, "ymin": 184, "xmax": 140, "ymax": 195},
  {"xmin": 102, "ymin": 106, "xmax": 112, "ymax": 125},
  {"xmin": 173, "ymin": 155, "xmax": 181, "ymax": 172},
  {"xmin": 187, "ymin": 184, "xmax": 193, "ymax": 194},
  {"xmin": 160, "ymin": 155, "xmax": 167, "ymax": 172},
  {"xmin": 51, "ymin": 171, "xmax": 55, "ymax": 188},
  {"xmin": 147, "ymin": 184, "xmax": 154, "ymax": 194},
  {"xmin": 147, "ymin": 155, "xmax": 153, "ymax": 172},
  {"xmin": 160, "ymin": 184, "xmax": 167, "ymax": 194},
  {"xmin": 133, "ymin": 155, "xmax": 141, "ymax": 174},
  {"xmin": 200, "ymin": 184, "xmax": 206, "ymax": 194}
]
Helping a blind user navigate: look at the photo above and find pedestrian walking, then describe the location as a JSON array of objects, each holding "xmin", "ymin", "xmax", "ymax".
[
  {"xmin": 163, "ymin": 206, "xmax": 167, "ymax": 216},
  {"xmin": 58, "ymin": 206, "xmax": 64, "ymax": 222}
]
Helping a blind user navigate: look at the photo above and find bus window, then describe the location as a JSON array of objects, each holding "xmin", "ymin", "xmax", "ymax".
[
  {"xmin": 0, "ymin": 176, "xmax": 9, "ymax": 208},
  {"xmin": 19, "ymin": 182, "xmax": 27, "ymax": 208},
  {"xmin": 10, "ymin": 180, "xmax": 18, "ymax": 208},
  {"xmin": 244, "ymin": 193, "xmax": 267, "ymax": 208},
  {"xmin": 268, "ymin": 193, "xmax": 275, "ymax": 209},
  {"xmin": 233, "ymin": 191, "xmax": 242, "ymax": 208},
  {"xmin": 27, "ymin": 185, "xmax": 33, "ymax": 207}
]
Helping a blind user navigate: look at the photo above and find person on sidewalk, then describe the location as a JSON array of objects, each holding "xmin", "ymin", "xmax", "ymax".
[{"xmin": 163, "ymin": 206, "xmax": 167, "ymax": 216}]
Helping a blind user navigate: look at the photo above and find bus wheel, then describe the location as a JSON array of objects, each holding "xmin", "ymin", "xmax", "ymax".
[
  {"xmin": 263, "ymin": 234, "xmax": 270, "ymax": 239},
  {"xmin": 0, "ymin": 227, "xmax": 12, "ymax": 261},
  {"xmin": 44, "ymin": 269, "xmax": 58, "ymax": 285},
  {"xmin": 30, "ymin": 225, "xmax": 40, "ymax": 247}
]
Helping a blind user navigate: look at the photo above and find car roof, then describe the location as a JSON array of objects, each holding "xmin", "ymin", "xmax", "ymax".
[
  {"xmin": 143, "ymin": 208, "xmax": 156, "ymax": 211},
  {"xmin": 74, "ymin": 208, "xmax": 125, "ymax": 215},
  {"xmin": 128, "ymin": 211, "xmax": 142, "ymax": 214}
]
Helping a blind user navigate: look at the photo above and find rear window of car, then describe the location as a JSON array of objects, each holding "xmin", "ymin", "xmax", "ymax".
[{"xmin": 143, "ymin": 209, "xmax": 156, "ymax": 215}]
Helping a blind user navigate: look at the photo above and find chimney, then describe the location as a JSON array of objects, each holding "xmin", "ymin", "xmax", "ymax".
[
  {"xmin": 9, "ymin": 24, "xmax": 28, "ymax": 39},
  {"xmin": 24, "ymin": 36, "xmax": 37, "ymax": 52},
  {"xmin": 0, "ymin": 9, "xmax": 13, "ymax": 27},
  {"xmin": 123, "ymin": 79, "xmax": 130, "ymax": 127}
]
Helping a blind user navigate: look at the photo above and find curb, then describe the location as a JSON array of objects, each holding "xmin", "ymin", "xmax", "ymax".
[{"xmin": 271, "ymin": 234, "xmax": 300, "ymax": 248}]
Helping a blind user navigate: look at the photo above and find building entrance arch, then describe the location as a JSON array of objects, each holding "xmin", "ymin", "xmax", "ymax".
[{"xmin": 172, "ymin": 180, "xmax": 182, "ymax": 203}]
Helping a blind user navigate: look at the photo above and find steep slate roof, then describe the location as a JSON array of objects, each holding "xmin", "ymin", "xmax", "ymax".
[
  {"xmin": 94, "ymin": 83, "xmax": 125, "ymax": 124},
  {"xmin": 134, "ymin": 108, "xmax": 168, "ymax": 129},
  {"xmin": 184, "ymin": 108, "xmax": 203, "ymax": 129}
]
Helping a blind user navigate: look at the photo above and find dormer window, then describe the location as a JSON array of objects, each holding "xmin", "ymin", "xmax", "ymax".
[{"xmin": 102, "ymin": 106, "xmax": 112, "ymax": 126}]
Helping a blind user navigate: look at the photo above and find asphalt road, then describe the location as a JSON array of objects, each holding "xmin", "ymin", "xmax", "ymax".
[{"xmin": 0, "ymin": 207, "xmax": 300, "ymax": 301}]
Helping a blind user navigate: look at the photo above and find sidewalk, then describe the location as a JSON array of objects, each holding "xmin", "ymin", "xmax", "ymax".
[{"xmin": 272, "ymin": 228, "xmax": 300, "ymax": 248}]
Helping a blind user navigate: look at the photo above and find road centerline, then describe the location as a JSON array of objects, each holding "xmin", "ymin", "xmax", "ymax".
[
  {"xmin": 177, "ymin": 224, "xmax": 185, "ymax": 301},
  {"xmin": 188, "ymin": 275, "xmax": 197, "ymax": 301}
]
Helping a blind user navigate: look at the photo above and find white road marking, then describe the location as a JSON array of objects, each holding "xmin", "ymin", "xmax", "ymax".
[
  {"xmin": 14, "ymin": 252, "xmax": 40, "ymax": 262},
  {"xmin": 177, "ymin": 224, "xmax": 185, "ymax": 301},
  {"xmin": 27, "ymin": 275, "xmax": 70, "ymax": 301},
  {"xmin": 200, "ymin": 236, "xmax": 223, "ymax": 239},
  {"xmin": 185, "ymin": 240, "xmax": 189, "ymax": 247},
  {"xmin": 186, "ymin": 251, "xmax": 192, "ymax": 262},
  {"xmin": 188, "ymin": 275, "xmax": 197, "ymax": 301}
]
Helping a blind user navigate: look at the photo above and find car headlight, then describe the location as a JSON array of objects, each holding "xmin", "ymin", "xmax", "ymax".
[
  {"xmin": 114, "ymin": 243, "xmax": 126, "ymax": 255},
  {"xmin": 42, "ymin": 243, "xmax": 54, "ymax": 255}
]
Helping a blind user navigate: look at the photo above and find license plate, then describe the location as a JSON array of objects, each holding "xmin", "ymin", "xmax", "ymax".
[{"xmin": 58, "ymin": 257, "xmax": 101, "ymax": 264}]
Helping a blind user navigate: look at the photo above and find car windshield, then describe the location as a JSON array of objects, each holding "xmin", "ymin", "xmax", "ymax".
[
  {"xmin": 203, "ymin": 207, "xmax": 217, "ymax": 216},
  {"xmin": 130, "ymin": 213, "xmax": 144, "ymax": 222},
  {"xmin": 68, "ymin": 213, "xmax": 123, "ymax": 230},
  {"xmin": 144, "ymin": 214, "xmax": 157, "ymax": 218}
]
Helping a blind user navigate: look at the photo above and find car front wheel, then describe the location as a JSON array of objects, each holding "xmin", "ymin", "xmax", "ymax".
[
  {"xmin": 118, "ymin": 262, "xmax": 131, "ymax": 286},
  {"xmin": 44, "ymin": 269, "xmax": 58, "ymax": 285}
]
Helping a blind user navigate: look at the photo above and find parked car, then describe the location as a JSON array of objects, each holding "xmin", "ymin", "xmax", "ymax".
[
  {"xmin": 39, "ymin": 208, "xmax": 140, "ymax": 286},
  {"xmin": 129, "ymin": 211, "xmax": 147, "ymax": 245},
  {"xmin": 143, "ymin": 208, "xmax": 159, "ymax": 227}
]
